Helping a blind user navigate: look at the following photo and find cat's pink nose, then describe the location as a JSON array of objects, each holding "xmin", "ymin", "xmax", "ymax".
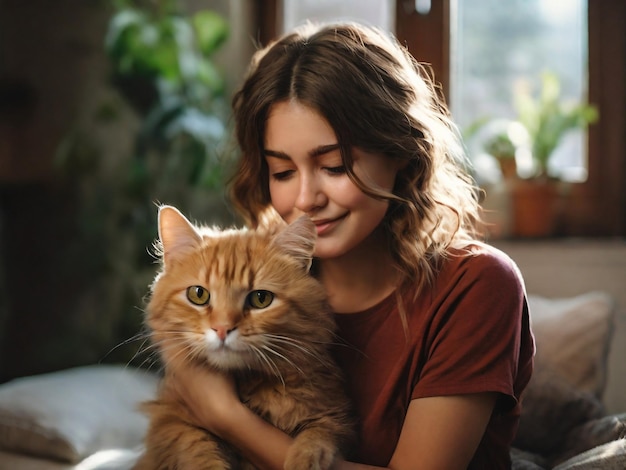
[{"xmin": 212, "ymin": 326, "xmax": 235, "ymax": 341}]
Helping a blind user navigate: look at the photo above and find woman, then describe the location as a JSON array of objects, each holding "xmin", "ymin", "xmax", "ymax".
[{"xmin": 172, "ymin": 21, "xmax": 534, "ymax": 469}]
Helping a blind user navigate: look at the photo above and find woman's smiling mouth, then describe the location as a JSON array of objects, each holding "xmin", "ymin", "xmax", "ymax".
[{"xmin": 313, "ymin": 215, "xmax": 345, "ymax": 236}]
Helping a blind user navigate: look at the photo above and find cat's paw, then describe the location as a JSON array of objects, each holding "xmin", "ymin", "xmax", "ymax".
[{"xmin": 284, "ymin": 439, "xmax": 338, "ymax": 470}]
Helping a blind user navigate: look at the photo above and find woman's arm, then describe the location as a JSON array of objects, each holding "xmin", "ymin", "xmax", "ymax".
[
  {"xmin": 210, "ymin": 399, "xmax": 379, "ymax": 470},
  {"xmin": 170, "ymin": 362, "xmax": 293, "ymax": 470},
  {"xmin": 387, "ymin": 393, "xmax": 497, "ymax": 470},
  {"xmin": 172, "ymin": 363, "xmax": 496, "ymax": 470},
  {"xmin": 171, "ymin": 363, "xmax": 377, "ymax": 470}
]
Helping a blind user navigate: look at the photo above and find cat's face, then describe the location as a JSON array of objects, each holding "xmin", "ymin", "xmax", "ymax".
[{"xmin": 147, "ymin": 206, "xmax": 333, "ymax": 374}]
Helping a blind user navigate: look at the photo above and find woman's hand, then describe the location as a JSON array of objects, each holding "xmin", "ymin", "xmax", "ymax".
[
  {"xmin": 164, "ymin": 358, "xmax": 297, "ymax": 470},
  {"xmin": 166, "ymin": 358, "xmax": 242, "ymax": 437}
]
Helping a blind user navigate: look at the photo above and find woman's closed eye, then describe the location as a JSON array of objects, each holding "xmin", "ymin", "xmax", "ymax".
[
  {"xmin": 323, "ymin": 165, "xmax": 347, "ymax": 175},
  {"xmin": 271, "ymin": 166, "xmax": 345, "ymax": 180},
  {"xmin": 271, "ymin": 169, "xmax": 295, "ymax": 181}
]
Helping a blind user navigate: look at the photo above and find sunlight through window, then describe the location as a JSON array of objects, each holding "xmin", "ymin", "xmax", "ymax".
[{"xmin": 450, "ymin": 0, "xmax": 589, "ymax": 183}]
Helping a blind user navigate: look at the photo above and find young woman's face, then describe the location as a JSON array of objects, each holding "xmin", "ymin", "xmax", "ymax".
[{"xmin": 264, "ymin": 100, "xmax": 401, "ymax": 260}]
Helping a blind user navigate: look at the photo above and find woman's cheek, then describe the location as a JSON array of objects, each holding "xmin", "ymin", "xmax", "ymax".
[
  {"xmin": 334, "ymin": 177, "xmax": 371, "ymax": 206},
  {"xmin": 269, "ymin": 183, "xmax": 294, "ymax": 219}
]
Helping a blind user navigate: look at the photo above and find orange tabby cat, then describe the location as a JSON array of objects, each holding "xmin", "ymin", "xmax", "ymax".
[{"xmin": 133, "ymin": 205, "xmax": 355, "ymax": 470}]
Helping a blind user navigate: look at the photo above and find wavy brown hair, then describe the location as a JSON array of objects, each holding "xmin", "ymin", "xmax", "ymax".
[{"xmin": 229, "ymin": 22, "xmax": 484, "ymax": 292}]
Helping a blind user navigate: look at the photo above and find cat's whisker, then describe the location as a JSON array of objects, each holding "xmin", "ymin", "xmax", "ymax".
[
  {"xmin": 264, "ymin": 334, "xmax": 332, "ymax": 367},
  {"xmin": 248, "ymin": 344, "xmax": 286, "ymax": 387},
  {"xmin": 263, "ymin": 333, "xmax": 319, "ymax": 351},
  {"xmin": 247, "ymin": 343, "xmax": 282, "ymax": 376},
  {"xmin": 135, "ymin": 353, "xmax": 164, "ymax": 375},
  {"xmin": 270, "ymin": 330, "xmax": 336, "ymax": 346},
  {"xmin": 99, "ymin": 330, "xmax": 150, "ymax": 364},
  {"xmin": 133, "ymin": 338, "xmax": 173, "ymax": 373},
  {"xmin": 123, "ymin": 336, "xmax": 155, "ymax": 369},
  {"xmin": 160, "ymin": 340, "xmax": 198, "ymax": 362},
  {"xmin": 139, "ymin": 331, "xmax": 205, "ymax": 371},
  {"xmin": 137, "ymin": 340, "xmax": 164, "ymax": 355},
  {"xmin": 260, "ymin": 344, "xmax": 306, "ymax": 377}
]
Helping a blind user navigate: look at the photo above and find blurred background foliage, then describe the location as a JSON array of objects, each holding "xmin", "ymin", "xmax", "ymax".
[{"xmin": 53, "ymin": 0, "xmax": 236, "ymax": 367}]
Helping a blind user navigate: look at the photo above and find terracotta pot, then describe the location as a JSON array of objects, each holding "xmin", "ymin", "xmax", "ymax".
[
  {"xmin": 497, "ymin": 158, "xmax": 518, "ymax": 180},
  {"xmin": 510, "ymin": 179, "xmax": 559, "ymax": 237}
]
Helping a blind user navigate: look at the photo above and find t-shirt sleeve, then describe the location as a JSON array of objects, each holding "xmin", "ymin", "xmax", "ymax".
[{"xmin": 411, "ymin": 248, "xmax": 528, "ymax": 409}]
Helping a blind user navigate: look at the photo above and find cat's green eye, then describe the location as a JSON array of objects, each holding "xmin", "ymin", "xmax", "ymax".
[
  {"xmin": 246, "ymin": 290, "xmax": 274, "ymax": 309},
  {"xmin": 187, "ymin": 286, "xmax": 210, "ymax": 306}
]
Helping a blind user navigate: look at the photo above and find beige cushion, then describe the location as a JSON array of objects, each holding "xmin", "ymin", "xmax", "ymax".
[
  {"xmin": 0, "ymin": 365, "xmax": 157, "ymax": 463},
  {"xmin": 514, "ymin": 292, "xmax": 617, "ymax": 456},
  {"xmin": 529, "ymin": 291, "xmax": 616, "ymax": 397}
]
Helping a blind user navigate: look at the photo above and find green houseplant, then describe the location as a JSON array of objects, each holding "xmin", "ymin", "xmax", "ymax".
[
  {"xmin": 480, "ymin": 120, "xmax": 531, "ymax": 181},
  {"xmin": 472, "ymin": 72, "xmax": 599, "ymax": 237},
  {"xmin": 105, "ymin": 0, "xmax": 231, "ymax": 199},
  {"xmin": 105, "ymin": 0, "xmax": 233, "ymax": 228},
  {"xmin": 508, "ymin": 72, "xmax": 598, "ymax": 237},
  {"xmin": 515, "ymin": 71, "xmax": 598, "ymax": 179}
]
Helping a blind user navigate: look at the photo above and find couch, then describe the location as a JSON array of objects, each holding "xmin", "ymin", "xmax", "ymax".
[
  {"xmin": 497, "ymin": 239, "xmax": 626, "ymax": 469},
  {"xmin": 0, "ymin": 240, "xmax": 624, "ymax": 469},
  {"xmin": 510, "ymin": 292, "xmax": 626, "ymax": 469}
]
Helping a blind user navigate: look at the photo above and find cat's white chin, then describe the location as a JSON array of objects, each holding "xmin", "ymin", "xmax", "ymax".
[
  {"xmin": 205, "ymin": 352, "xmax": 246, "ymax": 371},
  {"xmin": 203, "ymin": 329, "xmax": 248, "ymax": 370}
]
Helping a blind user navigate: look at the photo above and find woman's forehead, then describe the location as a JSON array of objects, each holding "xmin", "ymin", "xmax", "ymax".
[{"xmin": 264, "ymin": 101, "xmax": 337, "ymax": 149}]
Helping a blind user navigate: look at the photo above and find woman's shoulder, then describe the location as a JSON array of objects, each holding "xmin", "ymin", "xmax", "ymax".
[
  {"xmin": 438, "ymin": 241, "xmax": 526, "ymax": 294},
  {"xmin": 450, "ymin": 241, "xmax": 521, "ymax": 273}
]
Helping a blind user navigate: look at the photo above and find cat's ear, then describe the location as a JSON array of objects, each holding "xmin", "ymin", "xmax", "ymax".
[
  {"xmin": 157, "ymin": 205, "xmax": 202, "ymax": 265},
  {"xmin": 256, "ymin": 205, "xmax": 287, "ymax": 235},
  {"xmin": 272, "ymin": 216, "xmax": 316, "ymax": 271}
]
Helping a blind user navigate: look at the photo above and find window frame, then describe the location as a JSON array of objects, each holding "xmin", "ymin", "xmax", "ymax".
[{"xmin": 258, "ymin": 0, "xmax": 626, "ymax": 237}]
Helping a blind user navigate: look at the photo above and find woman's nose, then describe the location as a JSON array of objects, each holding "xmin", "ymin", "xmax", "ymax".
[{"xmin": 295, "ymin": 175, "xmax": 325, "ymax": 213}]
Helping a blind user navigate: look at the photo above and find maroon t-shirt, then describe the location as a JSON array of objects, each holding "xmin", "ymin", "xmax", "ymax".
[{"xmin": 333, "ymin": 243, "xmax": 534, "ymax": 468}]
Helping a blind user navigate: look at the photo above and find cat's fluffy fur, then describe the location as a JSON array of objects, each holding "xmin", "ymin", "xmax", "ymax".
[{"xmin": 134, "ymin": 206, "xmax": 355, "ymax": 470}]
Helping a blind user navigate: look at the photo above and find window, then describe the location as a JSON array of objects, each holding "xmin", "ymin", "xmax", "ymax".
[
  {"xmin": 280, "ymin": 0, "xmax": 394, "ymax": 33},
  {"xmin": 450, "ymin": 0, "xmax": 589, "ymax": 183}
]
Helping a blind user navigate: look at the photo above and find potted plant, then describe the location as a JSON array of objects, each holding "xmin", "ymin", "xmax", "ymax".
[
  {"xmin": 480, "ymin": 119, "xmax": 531, "ymax": 181},
  {"xmin": 471, "ymin": 72, "xmax": 599, "ymax": 237},
  {"xmin": 485, "ymin": 132, "xmax": 517, "ymax": 179},
  {"xmin": 507, "ymin": 71, "xmax": 598, "ymax": 237},
  {"xmin": 515, "ymin": 71, "xmax": 598, "ymax": 179}
]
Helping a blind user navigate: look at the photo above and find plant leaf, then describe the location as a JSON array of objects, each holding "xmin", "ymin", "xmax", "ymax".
[{"xmin": 192, "ymin": 10, "xmax": 229, "ymax": 56}]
